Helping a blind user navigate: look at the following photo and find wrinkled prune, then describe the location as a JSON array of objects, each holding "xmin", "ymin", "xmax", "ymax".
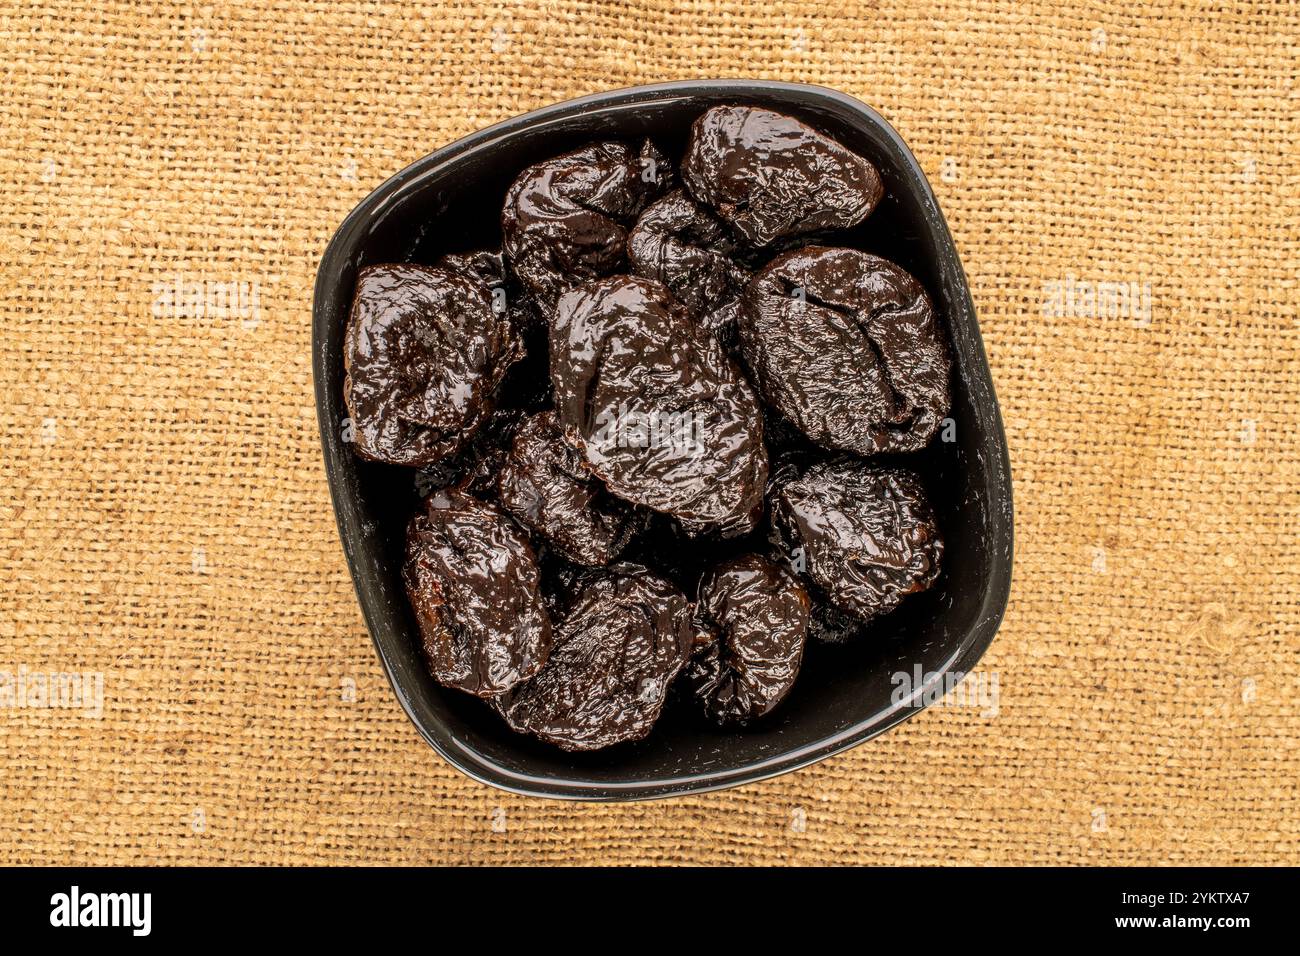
[
  {"xmin": 770, "ymin": 460, "xmax": 943, "ymax": 620},
  {"xmin": 343, "ymin": 264, "xmax": 523, "ymax": 467},
  {"xmin": 551, "ymin": 275, "xmax": 768, "ymax": 527},
  {"xmin": 627, "ymin": 189, "xmax": 750, "ymax": 315},
  {"xmin": 682, "ymin": 106, "xmax": 883, "ymax": 247},
  {"xmin": 434, "ymin": 247, "xmax": 507, "ymax": 281},
  {"xmin": 496, "ymin": 564, "xmax": 694, "ymax": 751},
  {"xmin": 686, "ymin": 554, "xmax": 810, "ymax": 724},
  {"xmin": 501, "ymin": 140, "xmax": 671, "ymax": 315},
  {"xmin": 497, "ymin": 410, "xmax": 638, "ymax": 566},
  {"xmin": 402, "ymin": 489, "xmax": 551, "ymax": 696},
  {"xmin": 739, "ymin": 246, "xmax": 951, "ymax": 455}
]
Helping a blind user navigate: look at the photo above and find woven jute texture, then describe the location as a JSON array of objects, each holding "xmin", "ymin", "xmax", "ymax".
[{"xmin": 1, "ymin": 0, "xmax": 1296, "ymax": 866}]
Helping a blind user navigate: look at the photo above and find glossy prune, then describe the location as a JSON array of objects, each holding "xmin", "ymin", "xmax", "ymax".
[
  {"xmin": 501, "ymin": 140, "xmax": 671, "ymax": 316},
  {"xmin": 770, "ymin": 460, "xmax": 943, "ymax": 621},
  {"xmin": 497, "ymin": 410, "xmax": 638, "ymax": 566},
  {"xmin": 495, "ymin": 564, "xmax": 694, "ymax": 751},
  {"xmin": 402, "ymin": 489, "xmax": 551, "ymax": 696},
  {"xmin": 681, "ymin": 105, "xmax": 883, "ymax": 247},
  {"xmin": 686, "ymin": 554, "xmax": 810, "ymax": 724},
  {"xmin": 739, "ymin": 246, "xmax": 951, "ymax": 455},
  {"xmin": 627, "ymin": 189, "xmax": 750, "ymax": 315},
  {"xmin": 551, "ymin": 275, "xmax": 768, "ymax": 527},
  {"xmin": 343, "ymin": 264, "xmax": 523, "ymax": 467}
]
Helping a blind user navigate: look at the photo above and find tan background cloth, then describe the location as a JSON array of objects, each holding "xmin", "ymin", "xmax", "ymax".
[{"xmin": 1, "ymin": 0, "xmax": 1295, "ymax": 865}]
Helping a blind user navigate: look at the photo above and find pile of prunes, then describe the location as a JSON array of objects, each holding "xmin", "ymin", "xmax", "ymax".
[{"xmin": 343, "ymin": 105, "xmax": 950, "ymax": 751}]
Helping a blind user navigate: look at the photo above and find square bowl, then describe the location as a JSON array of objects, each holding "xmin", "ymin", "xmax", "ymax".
[{"xmin": 313, "ymin": 80, "xmax": 1014, "ymax": 800}]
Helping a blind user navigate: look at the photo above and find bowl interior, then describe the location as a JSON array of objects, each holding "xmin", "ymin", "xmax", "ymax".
[{"xmin": 314, "ymin": 81, "xmax": 1013, "ymax": 799}]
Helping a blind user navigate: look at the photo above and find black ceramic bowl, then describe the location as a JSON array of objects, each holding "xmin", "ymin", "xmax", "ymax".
[{"xmin": 313, "ymin": 80, "xmax": 1013, "ymax": 800}]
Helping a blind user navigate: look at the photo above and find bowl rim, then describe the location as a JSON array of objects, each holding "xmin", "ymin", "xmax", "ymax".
[{"xmin": 313, "ymin": 78, "xmax": 1014, "ymax": 801}]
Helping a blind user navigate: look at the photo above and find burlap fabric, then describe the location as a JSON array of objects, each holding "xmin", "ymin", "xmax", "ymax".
[{"xmin": 1, "ymin": 1, "xmax": 1295, "ymax": 866}]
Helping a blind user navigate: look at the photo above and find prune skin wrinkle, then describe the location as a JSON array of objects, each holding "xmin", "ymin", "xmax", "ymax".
[
  {"xmin": 497, "ymin": 410, "xmax": 637, "ymax": 566},
  {"xmin": 675, "ymin": 494, "xmax": 763, "ymax": 541},
  {"xmin": 343, "ymin": 263, "xmax": 523, "ymax": 467},
  {"xmin": 496, "ymin": 564, "xmax": 695, "ymax": 751},
  {"xmin": 770, "ymin": 460, "xmax": 943, "ymax": 621},
  {"xmin": 806, "ymin": 600, "xmax": 865, "ymax": 645},
  {"xmin": 402, "ymin": 489, "xmax": 552, "ymax": 697},
  {"xmin": 414, "ymin": 407, "xmax": 522, "ymax": 499},
  {"xmin": 434, "ymin": 248, "xmax": 535, "ymax": 331},
  {"xmin": 501, "ymin": 140, "xmax": 671, "ymax": 316},
  {"xmin": 687, "ymin": 554, "xmax": 810, "ymax": 724},
  {"xmin": 627, "ymin": 189, "xmax": 750, "ymax": 315},
  {"xmin": 739, "ymin": 246, "xmax": 951, "ymax": 455},
  {"xmin": 701, "ymin": 299, "xmax": 742, "ymax": 349},
  {"xmin": 550, "ymin": 275, "xmax": 768, "ymax": 527},
  {"xmin": 681, "ymin": 105, "xmax": 883, "ymax": 247},
  {"xmin": 434, "ymin": 248, "xmax": 509, "ymax": 292}
]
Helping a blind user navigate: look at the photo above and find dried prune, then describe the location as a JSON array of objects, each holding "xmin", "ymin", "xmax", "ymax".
[
  {"xmin": 770, "ymin": 460, "xmax": 943, "ymax": 620},
  {"xmin": 495, "ymin": 564, "xmax": 694, "ymax": 751},
  {"xmin": 435, "ymin": 248, "xmax": 506, "ymax": 280},
  {"xmin": 551, "ymin": 275, "xmax": 768, "ymax": 527},
  {"xmin": 402, "ymin": 489, "xmax": 551, "ymax": 696},
  {"xmin": 686, "ymin": 554, "xmax": 810, "ymax": 724},
  {"xmin": 501, "ymin": 140, "xmax": 671, "ymax": 315},
  {"xmin": 497, "ymin": 410, "xmax": 638, "ymax": 566},
  {"xmin": 682, "ymin": 105, "xmax": 883, "ymax": 247},
  {"xmin": 739, "ymin": 246, "xmax": 951, "ymax": 455},
  {"xmin": 627, "ymin": 189, "xmax": 749, "ymax": 315},
  {"xmin": 343, "ymin": 263, "xmax": 523, "ymax": 466},
  {"xmin": 435, "ymin": 247, "xmax": 554, "ymax": 411}
]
